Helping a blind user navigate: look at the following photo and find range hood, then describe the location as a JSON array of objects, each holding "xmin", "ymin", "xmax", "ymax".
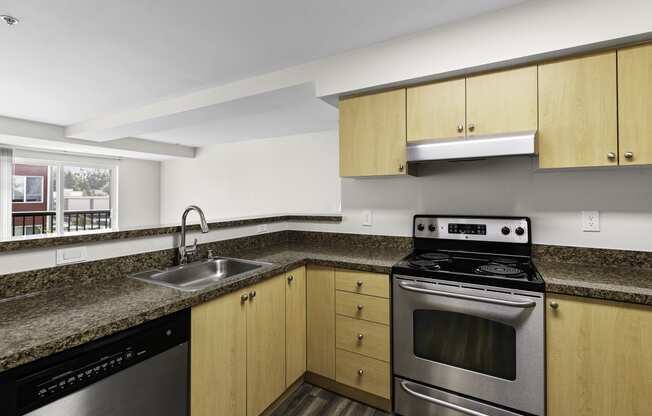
[{"xmin": 407, "ymin": 131, "xmax": 537, "ymax": 163}]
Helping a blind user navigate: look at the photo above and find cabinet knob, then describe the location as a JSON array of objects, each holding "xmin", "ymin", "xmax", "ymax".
[
  {"xmin": 468, "ymin": 123, "xmax": 476, "ymax": 132},
  {"xmin": 550, "ymin": 301, "xmax": 559, "ymax": 310},
  {"xmin": 399, "ymin": 164, "xmax": 405, "ymax": 172},
  {"xmin": 357, "ymin": 333, "xmax": 364, "ymax": 341},
  {"xmin": 607, "ymin": 152, "xmax": 616, "ymax": 160},
  {"xmin": 357, "ymin": 369, "xmax": 365, "ymax": 376},
  {"xmin": 240, "ymin": 293, "xmax": 249, "ymax": 303},
  {"xmin": 287, "ymin": 275, "xmax": 294, "ymax": 283},
  {"xmin": 249, "ymin": 290, "xmax": 256, "ymax": 299},
  {"xmin": 457, "ymin": 124, "xmax": 464, "ymax": 133},
  {"xmin": 356, "ymin": 280, "xmax": 363, "ymax": 287},
  {"xmin": 356, "ymin": 304, "xmax": 364, "ymax": 311},
  {"xmin": 624, "ymin": 151, "xmax": 634, "ymax": 160}
]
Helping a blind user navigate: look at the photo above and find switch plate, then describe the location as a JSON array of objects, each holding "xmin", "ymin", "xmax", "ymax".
[
  {"xmin": 56, "ymin": 246, "xmax": 88, "ymax": 265},
  {"xmin": 582, "ymin": 211, "xmax": 600, "ymax": 232},
  {"xmin": 362, "ymin": 210, "xmax": 373, "ymax": 227}
]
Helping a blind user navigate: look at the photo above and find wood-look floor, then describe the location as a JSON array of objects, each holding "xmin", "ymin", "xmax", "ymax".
[{"xmin": 269, "ymin": 383, "xmax": 390, "ymax": 416}]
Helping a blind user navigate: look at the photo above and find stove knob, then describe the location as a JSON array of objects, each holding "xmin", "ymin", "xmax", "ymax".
[
  {"xmin": 417, "ymin": 224, "xmax": 425, "ymax": 231},
  {"xmin": 515, "ymin": 226, "xmax": 525, "ymax": 236},
  {"xmin": 428, "ymin": 224, "xmax": 436, "ymax": 232},
  {"xmin": 501, "ymin": 226, "xmax": 511, "ymax": 235}
]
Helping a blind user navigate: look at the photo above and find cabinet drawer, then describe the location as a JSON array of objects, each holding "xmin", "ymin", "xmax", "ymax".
[
  {"xmin": 336, "ymin": 315, "xmax": 389, "ymax": 362},
  {"xmin": 336, "ymin": 349, "xmax": 390, "ymax": 399},
  {"xmin": 336, "ymin": 291, "xmax": 389, "ymax": 325},
  {"xmin": 335, "ymin": 269, "xmax": 389, "ymax": 298}
]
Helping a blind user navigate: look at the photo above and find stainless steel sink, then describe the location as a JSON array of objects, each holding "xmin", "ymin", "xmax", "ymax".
[{"xmin": 130, "ymin": 257, "xmax": 272, "ymax": 292}]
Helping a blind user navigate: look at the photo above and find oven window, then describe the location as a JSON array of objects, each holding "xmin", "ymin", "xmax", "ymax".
[{"xmin": 413, "ymin": 310, "xmax": 516, "ymax": 380}]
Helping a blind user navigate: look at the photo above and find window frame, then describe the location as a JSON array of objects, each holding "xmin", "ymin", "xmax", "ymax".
[{"xmin": 12, "ymin": 175, "xmax": 45, "ymax": 203}]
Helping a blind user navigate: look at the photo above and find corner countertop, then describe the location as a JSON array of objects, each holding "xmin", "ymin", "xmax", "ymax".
[
  {"xmin": 0, "ymin": 242, "xmax": 409, "ymax": 372},
  {"xmin": 536, "ymin": 260, "xmax": 652, "ymax": 306}
]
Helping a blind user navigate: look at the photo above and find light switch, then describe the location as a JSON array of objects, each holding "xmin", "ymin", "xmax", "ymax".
[
  {"xmin": 56, "ymin": 246, "xmax": 88, "ymax": 265},
  {"xmin": 362, "ymin": 210, "xmax": 373, "ymax": 227}
]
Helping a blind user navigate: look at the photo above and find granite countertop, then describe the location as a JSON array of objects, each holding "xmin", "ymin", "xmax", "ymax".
[
  {"xmin": 0, "ymin": 242, "xmax": 409, "ymax": 372},
  {"xmin": 536, "ymin": 260, "xmax": 652, "ymax": 306}
]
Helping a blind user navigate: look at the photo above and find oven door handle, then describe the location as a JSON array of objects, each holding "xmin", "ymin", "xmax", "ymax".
[
  {"xmin": 398, "ymin": 281, "xmax": 536, "ymax": 308},
  {"xmin": 400, "ymin": 380, "xmax": 489, "ymax": 416}
]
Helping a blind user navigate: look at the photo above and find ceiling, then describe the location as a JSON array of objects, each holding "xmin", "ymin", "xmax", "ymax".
[{"xmin": 0, "ymin": 0, "xmax": 526, "ymax": 146}]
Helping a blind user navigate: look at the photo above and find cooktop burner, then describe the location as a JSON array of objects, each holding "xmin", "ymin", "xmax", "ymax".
[
  {"xmin": 418, "ymin": 252, "xmax": 452, "ymax": 262},
  {"xmin": 408, "ymin": 259, "xmax": 442, "ymax": 270},
  {"xmin": 476, "ymin": 263, "xmax": 526, "ymax": 278}
]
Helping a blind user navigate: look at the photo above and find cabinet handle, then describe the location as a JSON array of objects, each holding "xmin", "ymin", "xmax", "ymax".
[
  {"xmin": 356, "ymin": 280, "xmax": 363, "ymax": 287},
  {"xmin": 457, "ymin": 124, "xmax": 464, "ymax": 133},
  {"xmin": 624, "ymin": 151, "xmax": 634, "ymax": 160},
  {"xmin": 357, "ymin": 333, "xmax": 364, "ymax": 341},
  {"xmin": 550, "ymin": 301, "xmax": 559, "ymax": 309},
  {"xmin": 357, "ymin": 369, "xmax": 365, "ymax": 376},
  {"xmin": 240, "ymin": 293, "xmax": 249, "ymax": 303},
  {"xmin": 607, "ymin": 152, "xmax": 616, "ymax": 160},
  {"xmin": 468, "ymin": 123, "xmax": 475, "ymax": 132},
  {"xmin": 287, "ymin": 275, "xmax": 294, "ymax": 283},
  {"xmin": 399, "ymin": 164, "xmax": 405, "ymax": 172},
  {"xmin": 356, "ymin": 304, "xmax": 364, "ymax": 311},
  {"xmin": 249, "ymin": 290, "xmax": 256, "ymax": 300}
]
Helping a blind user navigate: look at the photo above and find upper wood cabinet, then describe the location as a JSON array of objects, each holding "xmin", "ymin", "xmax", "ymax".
[
  {"xmin": 191, "ymin": 290, "xmax": 247, "ymax": 416},
  {"xmin": 466, "ymin": 66, "xmax": 538, "ymax": 136},
  {"xmin": 547, "ymin": 294, "xmax": 652, "ymax": 416},
  {"xmin": 285, "ymin": 266, "xmax": 307, "ymax": 387},
  {"xmin": 339, "ymin": 89, "xmax": 407, "ymax": 177},
  {"xmin": 306, "ymin": 265, "xmax": 336, "ymax": 378},
  {"xmin": 618, "ymin": 44, "xmax": 652, "ymax": 165},
  {"xmin": 538, "ymin": 52, "xmax": 618, "ymax": 168},
  {"xmin": 246, "ymin": 275, "xmax": 286, "ymax": 416},
  {"xmin": 407, "ymin": 78, "xmax": 466, "ymax": 142}
]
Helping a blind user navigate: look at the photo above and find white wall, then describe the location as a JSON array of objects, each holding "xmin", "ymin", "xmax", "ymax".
[
  {"xmin": 118, "ymin": 158, "xmax": 161, "ymax": 228},
  {"xmin": 160, "ymin": 131, "xmax": 341, "ymax": 223}
]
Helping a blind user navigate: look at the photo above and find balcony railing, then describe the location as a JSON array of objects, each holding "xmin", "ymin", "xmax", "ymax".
[{"xmin": 12, "ymin": 210, "xmax": 112, "ymax": 236}]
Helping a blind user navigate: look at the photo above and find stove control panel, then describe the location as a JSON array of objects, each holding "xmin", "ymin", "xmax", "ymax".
[{"xmin": 414, "ymin": 216, "xmax": 529, "ymax": 244}]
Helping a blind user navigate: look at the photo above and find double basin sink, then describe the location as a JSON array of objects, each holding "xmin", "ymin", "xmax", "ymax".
[{"xmin": 130, "ymin": 257, "xmax": 272, "ymax": 292}]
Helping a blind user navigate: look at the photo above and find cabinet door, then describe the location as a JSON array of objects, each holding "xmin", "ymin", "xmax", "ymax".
[
  {"xmin": 618, "ymin": 44, "xmax": 652, "ymax": 165},
  {"xmin": 538, "ymin": 52, "xmax": 618, "ymax": 168},
  {"xmin": 547, "ymin": 294, "xmax": 652, "ymax": 416},
  {"xmin": 285, "ymin": 266, "xmax": 306, "ymax": 386},
  {"xmin": 191, "ymin": 290, "xmax": 247, "ymax": 416},
  {"xmin": 339, "ymin": 89, "xmax": 407, "ymax": 177},
  {"xmin": 466, "ymin": 66, "xmax": 537, "ymax": 136},
  {"xmin": 407, "ymin": 78, "xmax": 466, "ymax": 142},
  {"xmin": 306, "ymin": 265, "xmax": 336, "ymax": 378},
  {"xmin": 247, "ymin": 275, "xmax": 286, "ymax": 416}
]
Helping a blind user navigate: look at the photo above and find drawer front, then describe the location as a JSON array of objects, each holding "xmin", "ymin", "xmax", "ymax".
[
  {"xmin": 336, "ymin": 349, "xmax": 390, "ymax": 399},
  {"xmin": 336, "ymin": 291, "xmax": 389, "ymax": 325},
  {"xmin": 336, "ymin": 315, "xmax": 390, "ymax": 362},
  {"xmin": 335, "ymin": 269, "xmax": 389, "ymax": 298}
]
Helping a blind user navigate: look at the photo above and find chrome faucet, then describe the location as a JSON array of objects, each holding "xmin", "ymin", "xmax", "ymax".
[{"xmin": 179, "ymin": 205, "xmax": 209, "ymax": 264}]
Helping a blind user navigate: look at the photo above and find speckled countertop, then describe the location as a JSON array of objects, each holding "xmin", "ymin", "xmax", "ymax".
[{"xmin": 0, "ymin": 242, "xmax": 409, "ymax": 372}]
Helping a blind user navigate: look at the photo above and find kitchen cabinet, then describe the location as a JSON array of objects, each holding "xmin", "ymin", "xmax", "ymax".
[
  {"xmin": 285, "ymin": 266, "xmax": 307, "ymax": 386},
  {"xmin": 335, "ymin": 269, "xmax": 390, "ymax": 298},
  {"xmin": 339, "ymin": 89, "xmax": 407, "ymax": 177},
  {"xmin": 306, "ymin": 265, "xmax": 336, "ymax": 378},
  {"xmin": 246, "ymin": 275, "xmax": 286, "ymax": 416},
  {"xmin": 547, "ymin": 294, "xmax": 652, "ymax": 416},
  {"xmin": 466, "ymin": 66, "xmax": 537, "ymax": 136},
  {"xmin": 618, "ymin": 43, "xmax": 652, "ymax": 165},
  {"xmin": 335, "ymin": 349, "xmax": 391, "ymax": 399},
  {"xmin": 407, "ymin": 78, "xmax": 466, "ymax": 142},
  {"xmin": 191, "ymin": 274, "xmax": 285, "ymax": 416},
  {"xmin": 191, "ymin": 290, "xmax": 247, "ymax": 416},
  {"xmin": 538, "ymin": 52, "xmax": 618, "ymax": 168}
]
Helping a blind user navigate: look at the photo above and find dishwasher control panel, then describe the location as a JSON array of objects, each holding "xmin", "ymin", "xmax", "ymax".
[{"xmin": 0, "ymin": 310, "xmax": 189, "ymax": 416}]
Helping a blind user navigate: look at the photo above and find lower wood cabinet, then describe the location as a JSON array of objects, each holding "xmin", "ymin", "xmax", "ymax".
[
  {"xmin": 191, "ymin": 273, "xmax": 288, "ymax": 416},
  {"xmin": 285, "ymin": 266, "xmax": 307, "ymax": 386},
  {"xmin": 306, "ymin": 265, "xmax": 336, "ymax": 378},
  {"xmin": 547, "ymin": 294, "xmax": 652, "ymax": 416}
]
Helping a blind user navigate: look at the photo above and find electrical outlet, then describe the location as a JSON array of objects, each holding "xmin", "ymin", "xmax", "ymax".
[
  {"xmin": 362, "ymin": 210, "xmax": 373, "ymax": 227},
  {"xmin": 582, "ymin": 211, "xmax": 600, "ymax": 232},
  {"xmin": 257, "ymin": 224, "xmax": 268, "ymax": 233}
]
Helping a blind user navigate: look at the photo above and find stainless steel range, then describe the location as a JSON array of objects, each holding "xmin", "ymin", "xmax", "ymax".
[{"xmin": 392, "ymin": 215, "xmax": 545, "ymax": 416}]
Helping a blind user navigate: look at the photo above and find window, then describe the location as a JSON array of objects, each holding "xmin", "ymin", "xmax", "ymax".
[
  {"xmin": 12, "ymin": 176, "xmax": 44, "ymax": 203},
  {"xmin": 62, "ymin": 166, "xmax": 113, "ymax": 233}
]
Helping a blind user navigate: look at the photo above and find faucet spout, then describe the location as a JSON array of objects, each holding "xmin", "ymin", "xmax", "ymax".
[{"xmin": 179, "ymin": 205, "xmax": 209, "ymax": 264}]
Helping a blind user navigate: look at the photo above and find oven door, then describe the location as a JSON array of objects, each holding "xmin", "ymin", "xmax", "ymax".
[{"xmin": 393, "ymin": 275, "xmax": 544, "ymax": 416}]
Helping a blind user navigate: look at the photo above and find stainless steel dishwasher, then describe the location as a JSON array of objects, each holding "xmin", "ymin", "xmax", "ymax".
[{"xmin": 0, "ymin": 309, "xmax": 190, "ymax": 416}]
